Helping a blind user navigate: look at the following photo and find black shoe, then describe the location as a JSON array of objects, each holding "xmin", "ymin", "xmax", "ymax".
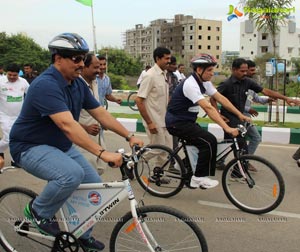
[
  {"xmin": 79, "ymin": 236, "xmax": 105, "ymax": 251},
  {"xmin": 216, "ymin": 161, "xmax": 226, "ymax": 170},
  {"xmin": 292, "ymin": 148, "xmax": 300, "ymax": 160},
  {"xmin": 24, "ymin": 200, "xmax": 60, "ymax": 236},
  {"xmin": 11, "ymin": 161, "xmax": 21, "ymax": 168},
  {"xmin": 149, "ymin": 175, "xmax": 170, "ymax": 184}
]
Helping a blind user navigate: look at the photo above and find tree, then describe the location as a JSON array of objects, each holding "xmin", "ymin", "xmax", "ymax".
[
  {"xmin": 97, "ymin": 48, "xmax": 143, "ymax": 76},
  {"xmin": 0, "ymin": 32, "xmax": 50, "ymax": 73},
  {"xmin": 245, "ymin": 0, "xmax": 295, "ymax": 123}
]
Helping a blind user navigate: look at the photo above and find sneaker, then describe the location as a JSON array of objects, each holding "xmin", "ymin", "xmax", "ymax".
[
  {"xmin": 24, "ymin": 200, "xmax": 60, "ymax": 236},
  {"xmin": 149, "ymin": 175, "xmax": 171, "ymax": 184},
  {"xmin": 292, "ymin": 148, "xmax": 300, "ymax": 160},
  {"xmin": 229, "ymin": 176, "xmax": 246, "ymax": 184},
  {"xmin": 167, "ymin": 163, "xmax": 181, "ymax": 174},
  {"xmin": 11, "ymin": 160, "xmax": 21, "ymax": 168},
  {"xmin": 190, "ymin": 176, "xmax": 219, "ymax": 189},
  {"xmin": 247, "ymin": 163, "xmax": 258, "ymax": 172},
  {"xmin": 79, "ymin": 236, "xmax": 105, "ymax": 251}
]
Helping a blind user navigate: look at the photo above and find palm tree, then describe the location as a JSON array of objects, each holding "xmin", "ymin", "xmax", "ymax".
[{"xmin": 244, "ymin": 0, "xmax": 295, "ymax": 123}]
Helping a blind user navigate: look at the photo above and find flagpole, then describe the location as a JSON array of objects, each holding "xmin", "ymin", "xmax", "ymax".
[{"xmin": 91, "ymin": 1, "xmax": 97, "ymax": 53}]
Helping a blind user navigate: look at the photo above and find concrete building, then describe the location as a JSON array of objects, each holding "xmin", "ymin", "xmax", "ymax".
[
  {"xmin": 123, "ymin": 14, "xmax": 222, "ymax": 73},
  {"xmin": 239, "ymin": 19, "xmax": 300, "ymax": 70}
]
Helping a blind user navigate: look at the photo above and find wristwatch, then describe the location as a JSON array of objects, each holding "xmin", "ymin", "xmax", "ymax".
[{"xmin": 125, "ymin": 133, "xmax": 135, "ymax": 142}]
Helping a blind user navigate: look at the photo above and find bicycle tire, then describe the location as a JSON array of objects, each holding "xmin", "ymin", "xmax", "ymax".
[
  {"xmin": 222, "ymin": 155, "xmax": 285, "ymax": 214},
  {"xmin": 127, "ymin": 92, "xmax": 139, "ymax": 111},
  {"xmin": 134, "ymin": 144, "xmax": 186, "ymax": 198},
  {"xmin": 103, "ymin": 98, "xmax": 108, "ymax": 110},
  {"xmin": 110, "ymin": 205, "xmax": 208, "ymax": 252},
  {"xmin": 0, "ymin": 187, "xmax": 55, "ymax": 252}
]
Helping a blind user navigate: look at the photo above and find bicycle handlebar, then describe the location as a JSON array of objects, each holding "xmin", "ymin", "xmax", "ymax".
[
  {"xmin": 237, "ymin": 122, "xmax": 253, "ymax": 138},
  {"xmin": 108, "ymin": 144, "xmax": 143, "ymax": 180}
]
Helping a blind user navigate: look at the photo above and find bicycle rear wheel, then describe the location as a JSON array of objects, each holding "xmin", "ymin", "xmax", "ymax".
[
  {"xmin": 0, "ymin": 187, "xmax": 54, "ymax": 252},
  {"xmin": 222, "ymin": 155, "xmax": 285, "ymax": 214},
  {"xmin": 134, "ymin": 144, "xmax": 186, "ymax": 198},
  {"xmin": 127, "ymin": 92, "xmax": 139, "ymax": 111},
  {"xmin": 110, "ymin": 205, "xmax": 208, "ymax": 252}
]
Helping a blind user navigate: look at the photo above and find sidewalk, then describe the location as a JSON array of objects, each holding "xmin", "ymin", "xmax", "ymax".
[{"xmin": 107, "ymin": 100, "xmax": 300, "ymax": 145}]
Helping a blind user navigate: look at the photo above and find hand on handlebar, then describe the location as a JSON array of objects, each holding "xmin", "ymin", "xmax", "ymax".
[
  {"xmin": 128, "ymin": 136, "xmax": 144, "ymax": 148},
  {"xmin": 238, "ymin": 114, "xmax": 252, "ymax": 123},
  {"xmin": 225, "ymin": 127, "xmax": 239, "ymax": 137},
  {"xmin": 101, "ymin": 151, "xmax": 123, "ymax": 168}
]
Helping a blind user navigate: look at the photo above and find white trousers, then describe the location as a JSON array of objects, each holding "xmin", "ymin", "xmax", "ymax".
[{"xmin": 0, "ymin": 115, "xmax": 17, "ymax": 153}]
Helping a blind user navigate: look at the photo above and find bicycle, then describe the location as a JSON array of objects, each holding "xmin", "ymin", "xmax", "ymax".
[
  {"xmin": 127, "ymin": 91, "xmax": 139, "ymax": 111},
  {"xmin": 103, "ymin": 98, "xmax": 108, "ymax": 110},
  {"xmin": 133, "ymin": 124, "xmax": 285, "ymax": 214},
  {"xmin": 0, "ymin": 146, "xmax": 208, "ymax": 252}
]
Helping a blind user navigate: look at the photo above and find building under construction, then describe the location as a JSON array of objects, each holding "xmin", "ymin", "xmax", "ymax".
[{"xmin": 123, "ymin": 14, "xmax": 222, "ymax": 72}]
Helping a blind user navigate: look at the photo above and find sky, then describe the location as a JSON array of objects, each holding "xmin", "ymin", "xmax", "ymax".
[{"xmin": 1, "ymin": 0, "xmax": 299, "ymax": 52}]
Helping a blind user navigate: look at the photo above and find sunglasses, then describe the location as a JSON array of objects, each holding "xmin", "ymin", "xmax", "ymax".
[{"xmin": 68, "ymin": 55, "xmax": 86, "ymax": 64}]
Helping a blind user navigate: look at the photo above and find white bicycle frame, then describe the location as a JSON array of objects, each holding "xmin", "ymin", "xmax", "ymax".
[{"xmin": 0, "ymin": 165, "xmax": 157, "ymax": 252}]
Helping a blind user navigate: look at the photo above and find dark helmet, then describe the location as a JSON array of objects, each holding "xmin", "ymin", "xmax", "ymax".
[
  {"xmin": 190, "ymin": 53, "xmax": 218, "ymax": 68},
  {"xmin": 48, "ymin": 33, "xmax": 89, "ymax": 56}
]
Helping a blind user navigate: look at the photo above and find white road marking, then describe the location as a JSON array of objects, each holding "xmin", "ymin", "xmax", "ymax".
[{"xmin": 198, "ymin": 200, "xmax": 300, "ymax": 219}]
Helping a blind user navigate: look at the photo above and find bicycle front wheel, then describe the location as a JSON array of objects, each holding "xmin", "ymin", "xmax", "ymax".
[
  {"xmin": 127, "ymin": 92, "xmax": 139, "ymax": 111},
  {"xmin": 110, "ymin": 205, "xmax": 208, "ymax": 252},
  {"xmin": 222, "ymin": 155, "xmax": 285, "ymax": 214},
  {"xmin": 0, "ymin": 187, "xmax": 53, "ymax": 252},
  {"xmin": 134, "ymin": 144, "xmax": 186, "ymax": 198}
]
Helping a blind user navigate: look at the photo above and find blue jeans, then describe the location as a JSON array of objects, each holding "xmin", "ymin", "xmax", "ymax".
[
  {"xmin": 20, "ymin": 144, "xmax": 101, "ymax": 239},
  {"xmin": 244, "ymin": 111, "xmax": 261, "ymax": 154},
  {"xmin": 246, "ymin": 124, "xmax": 261, "ymax": 154}
]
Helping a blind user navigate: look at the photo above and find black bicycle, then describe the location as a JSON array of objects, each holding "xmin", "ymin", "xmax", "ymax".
[
  {"xmin": 127, "ymin": 91, "xmax": 139, "ymax": 111},
  {"xmin": 133, "ymin": 124, "xmax": 285, "ymax": 214}
]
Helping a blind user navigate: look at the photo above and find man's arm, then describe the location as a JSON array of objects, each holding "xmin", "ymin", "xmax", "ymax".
[
  {"xmin": 211, "ymin": 92, "xmax": 251, "ymax": 122},
  {"xmin": 50, "ymin": 111, "xmax": 123, "ymax": 166},
  {"xmin": 135, "ymin": 96, "xmax": 157, "ymax": 134},
  {"xmin": 198, "ymin": 99, "xmax": 239, "ymax": 137},
  {"xmin": 105, "ymin": 94, "xmax": 122, "ymax": 104},
  {"xmin": 50, "ymin": 109, "xmax": 143, "ymax": 166},
  {"xmin": 261, "ymin": 88, "xmax": 300, "ymax": 106}
]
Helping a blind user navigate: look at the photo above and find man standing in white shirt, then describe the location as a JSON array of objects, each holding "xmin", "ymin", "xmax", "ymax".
[
  {"xmin": 77, "ymin": 53, "xmax": 107, "ymax": 175},
  {"xmin": 174, "ymin": 63, "xmax": 186, "ymax": 82},
  {"xmin": 0, "ymin": 65, "xmax": 5, "ymax": 81},
  {"xmin": 0, "ymin": 63, "xmax": 29, "ymax": 168}
]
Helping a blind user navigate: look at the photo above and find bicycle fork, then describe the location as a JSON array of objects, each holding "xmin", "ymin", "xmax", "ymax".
[{"xmin": 233, "ymin": 139, "xmax": 255, "ymax": 188}]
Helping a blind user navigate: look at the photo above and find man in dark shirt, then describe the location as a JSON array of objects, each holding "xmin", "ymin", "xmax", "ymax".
[
  {"xmin": 211, "ymin": 58, "xmax": 300, "ymax": 168},
  {"xmin": 23, "ymin": 63, "xmax": 36, "ymax": 84}
]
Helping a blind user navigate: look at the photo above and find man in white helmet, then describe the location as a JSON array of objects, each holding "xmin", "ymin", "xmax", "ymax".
[{"xmin": 166, "ymin": 53, "xmax": 250, "ymax": 189}]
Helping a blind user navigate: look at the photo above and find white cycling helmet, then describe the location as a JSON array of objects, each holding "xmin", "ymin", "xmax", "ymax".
[
  {"xmin": 190, "ymin": 53, "xmax": 218, "ymax": 67},
  {"xmin": 48, "ymin": 33, "xmax": 89, "ymax": 56}
]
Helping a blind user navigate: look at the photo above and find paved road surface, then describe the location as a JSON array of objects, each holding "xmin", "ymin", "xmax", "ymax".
[{"xmin": 1, "ymin": 131, "xmax": 299, "ymax": 252}]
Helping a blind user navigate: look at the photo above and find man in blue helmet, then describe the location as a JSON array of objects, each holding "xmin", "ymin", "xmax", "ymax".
[{"xmin": 9, "ymin": 33, "xmax": 143, "ymax": 251}]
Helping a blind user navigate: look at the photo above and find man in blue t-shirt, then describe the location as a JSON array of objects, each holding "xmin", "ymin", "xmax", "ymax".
[{"xmin": 9, "ymin": 33, "xmax": 143, "ymax": 252}]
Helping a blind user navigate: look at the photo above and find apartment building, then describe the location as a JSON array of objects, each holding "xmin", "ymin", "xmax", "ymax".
[
  {"xmin": 123, "ymin": 14, "xmax": 222, "ymax": 73},
  {"xmin": 240, "ymin": 19, "xmax": 300, "ymax": 70}
]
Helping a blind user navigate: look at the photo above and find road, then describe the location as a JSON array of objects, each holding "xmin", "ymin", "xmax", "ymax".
[{"xmin": 1, "ymin": 131, "xmax": 299, "ymax": 252}]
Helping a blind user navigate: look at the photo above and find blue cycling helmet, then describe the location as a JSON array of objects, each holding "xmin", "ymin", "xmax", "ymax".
[{"xmin": 48, "ymin": 33, "xmax": 89, "ymax": 56}]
